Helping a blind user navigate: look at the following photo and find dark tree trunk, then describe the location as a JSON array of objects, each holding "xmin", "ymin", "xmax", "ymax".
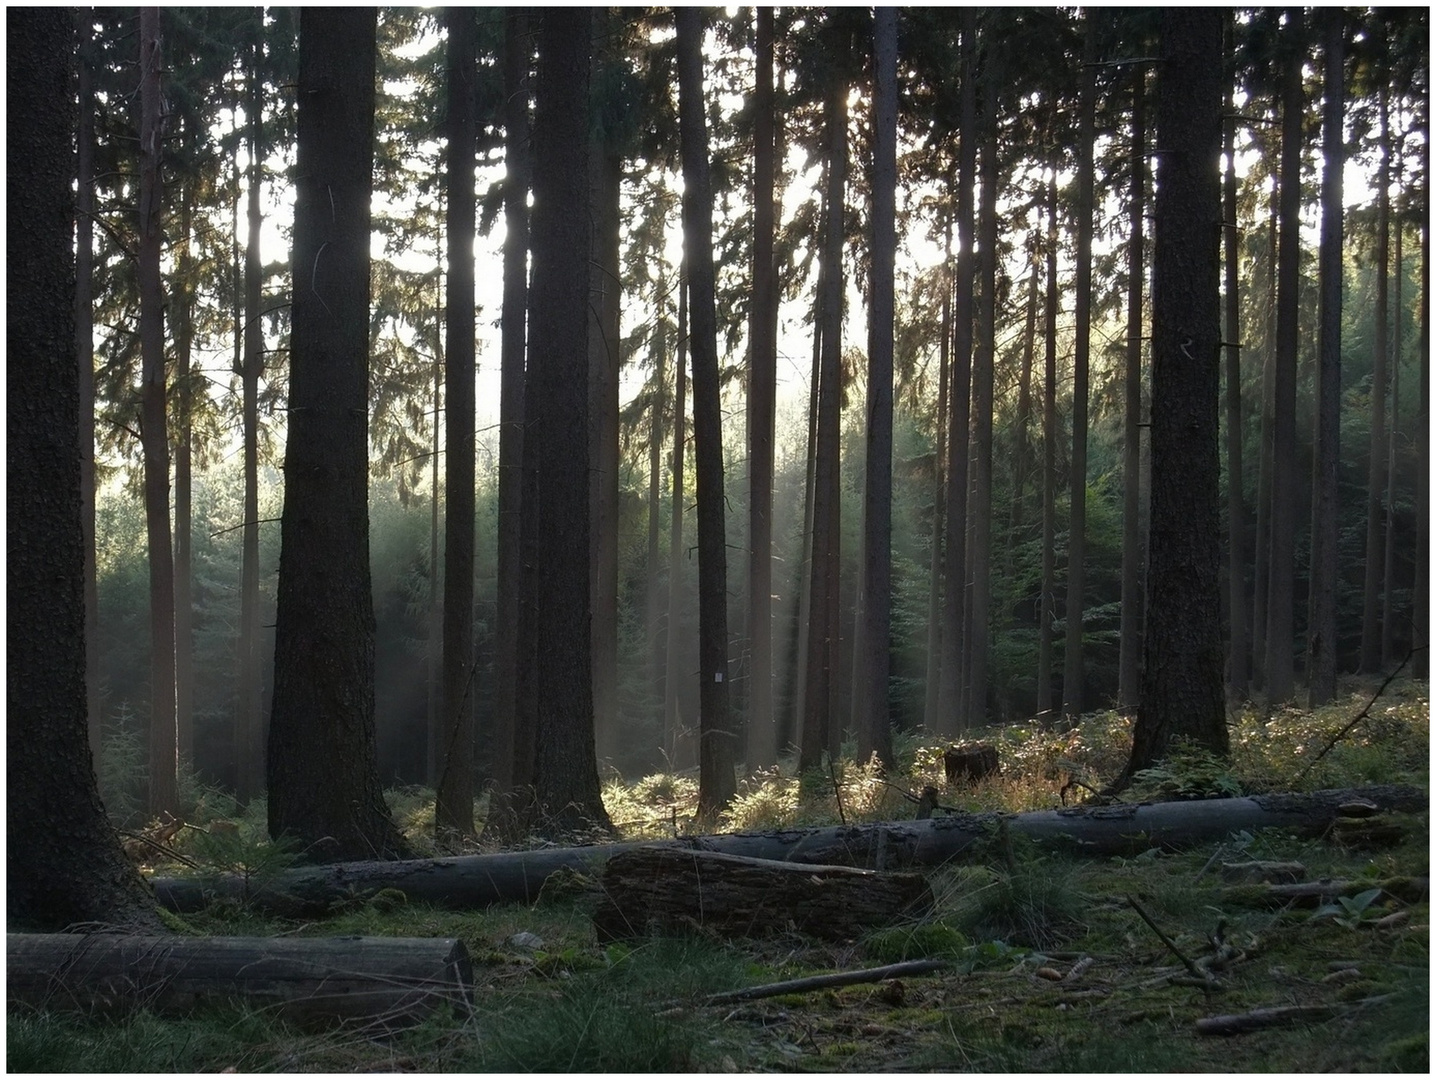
[
  {"xmin": 664, "ymin": 263, "xmax": 690, "ymax": 768},
  {"xmin": 677, "ymin": 8, "xmax": 736, "ymax": 815},
  {"xmin": 1264, "ymin": 13, "xmax": 1305, "ymax": 704},
  {"xmin": 1306, "ymin": 9, "xmax": 1343, "ymax": 708},
  {"xmin": 138, "ymin": 6, "xmax": 178, "ymax": 819},
  {"xmin": 236, "ymin": 35, "xmax": 265, "ymax": 803},
  {"xmin": 437, "ymin": 6, "xmax": 477, "ymax": 838},
  {"xmin": 1250, "ymin": 165, "xmax": 1279, "ymax": 690},
  {"xmin": 1126, "ymin": 7, "xmax": 1228, "ymax": 777},
  {"xmin": 268, "ymin": 8, "xmax": 410, "ymax": 862},
  {"xmin": 922, "ymin": 219, "xmax": 952, "ymax": 732},
  {"xmin": 1383, "ymin": 218, "xmax": 1402, "ymax": 667},
  {"xmin": 1222, "ymin": 17, "xmax": 1249, "ymax": 702},
  {"xmin": 1008, "ymin": 248, "xmax": 1040, "ymax": 574},
  {"xmin": 1360, "ymin": 74, "xmax": 1390, "ymax": 674},
  {"xmin": 76, "ymin": 11, "xmax": 102, "ymax": 758},
  {"xmin": 1062, "ymin": 18, "xmax": 1097, "ymax": 724},
  {"xmin": 800, "ymin": 79, "xmax": 847, "ymax": 772},
  {"xmin": 1038, "ymin": 178, "xmax": 1060, "ymax": 718},
  {"xmin": 7, "ymin": 5, "xmax": 161, "ymax": 932},
  {"xmin": 937, "ymin": 11, "xmax": 976, "ymax": 735},
  {"xmin": 747, "ymin": 5, "xmax": 779, "ymax": 769},
  {"xmin": 858, "ymin": 5, "xmax": 897, "ymax": 769},
  {"xmin": 174, "ymin": 177, "xmax": 196, "ymax": 768},
  {"xmin": 522, "ymin": 8, "xmax": 611, "ymax": 836},
  {"xmin": 646, "ymin": 281, "xmax": 668, "ymax": 742},
  {"xmin": 1415, "ymin": 131, "xmax": 1430, "ymax": 679},
  {"xmin": 490, "ymin": 9, "xmax": 530, "ymax": 810},
  {"xmin": 1119, "ymin": 64, "xmax": 1147, "ymax": 714}
]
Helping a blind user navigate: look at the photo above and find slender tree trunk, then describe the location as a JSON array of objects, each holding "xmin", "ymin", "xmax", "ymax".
[
  {"xmin": 1306, "ymin": 9, "xmax": 1343, "ymax": 708},
  {"xmin": 1119, "ymin": 64, "xmax": 1147, "ymax": 714},
  {"xmin": 793, "ymin": 262, "xmax": 822, "ymax": 751},
  {"xmin": 858, "ymin": 5, "xmax": 897, "ymax": 769},
  {"xmin": 1360, "ymin": 76, "xmax": 1391, "ymax": 674},
  {"xmin": 1382, "ymin": 211, "xmax": 1402, "ymax": 666},
  {"xmin": 236, "ymin": 37, "xmax": 265, "ymax": 802},
  {"xmin": 937, "ymin": 11, "xmax": 976, "ymax": 734},
  {"xmin": 1037, "ymin": 178, "xmax": 1060, "ymax": 719},
  {"xmin": 268, "ymin": 7, "xmax": 410, "ymax": 861},
  {"xmin": 646, "ymin": 282, "xmax": 669, "ymax": 741},
  {"xmin": 677, "ymin": 8, "xmax": 737, "ymax": 814},
  {"xmin": 665, "ymin": 263, "xmax": 690, "ymax": 768},
  {"xmin": 922, "ymin": 218, "xmax": 952, "ymax": 732},
  {"xmin": 174, "ymin": 173, "xmax": 195, "ymax": 769},
  {"xmin": 1414, "ymin": 133, "xmax": 1430, "ymax": 679},
  {"xmin": 1222, "ymin": 21, "xmax": 1249, "ymax": 701},
  {"xmin": 1264, "ymin": 16, "xmax": 1305, "ymax": 705},
  {"xmin": 428, "ymin": 343, "xmax": 441, "ymax": 786},
  {"xmin": 437, "ymin": 6, "xmax": 477, "ymax": 838},
  {"xmin": 799, "ymin": 78, "xmax": 847, "ymax": 772},
  {"xmin": 1126, "ymin": 8, "xmax": 1228, "ymax": 777},
  {"xmin": 747, "ymin": 6, "xmax": 778, "ymax": 769},
  {"xmin": 490, "ymin": 8, "xmax": 529, "ymax": 810},
  {"xmin": 76, "ymin": 11, "xmax": 101, "ymax": 758},
  {"xmin": 1008, "ymin": 248, "xmax": 1040, "ymax": 572},
  {"xmin": 138, "ymin": 6, "xmax": 177, "ymax": 819},
  {"xmin": 1062, "ymin": 18, "xmax": 1098, "ymax": 724},
  {"xmin": 1250, "ymin": 154, "xmax": 1280, "ymax": 692}
]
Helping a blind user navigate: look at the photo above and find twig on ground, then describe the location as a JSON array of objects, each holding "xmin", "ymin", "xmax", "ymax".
[
  {"xmin": 1294, "ymin": 646, "xmax": 1421, "ymax": 783},
  {"xmin": 1126, "ymin": 895, "xmax": 1215, "ymax": 986},
  {"xmin": 706, "ymin": 959, "xmax": 949, "ymax": 1006}
]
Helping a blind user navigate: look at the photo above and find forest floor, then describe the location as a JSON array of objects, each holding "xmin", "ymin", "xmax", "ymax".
[{"xmin": 7, "ymin": 678, "xmax": 1429, "ymax": 1073}]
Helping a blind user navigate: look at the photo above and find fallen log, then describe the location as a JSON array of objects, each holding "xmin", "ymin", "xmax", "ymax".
[
  {"xmin": 150, "ymin": 785, "xmax": 1425, "ymax": 916},
  {"xmin": 1222, "ymin": 876, "xmax": 1428, "ymax": 909},
  {"xmin": 591, "ymin": 848, "xmax": 933, "ymax": 941},
  {"xmin": 7, "ymin": 933, "xmax": 472, "ymax": 1029}
]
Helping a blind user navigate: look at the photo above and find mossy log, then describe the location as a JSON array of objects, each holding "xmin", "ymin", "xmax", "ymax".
[
  {"xmin": 150, "ymin": 785, "xmax": 1426, "ymax": 915},
  {"xmin": 6, "ymin": 933, "xmax": 472, "ymax": 1028},
  {"xmin": 591, "ymin": 848, "xmax": 934, "ymax": 941}
]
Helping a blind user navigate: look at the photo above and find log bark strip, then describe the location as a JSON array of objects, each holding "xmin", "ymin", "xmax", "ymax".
[
  {"xmin": 7, "ymin": 934, "xmax": 472, "ymax": 1028},
  {"xmin": 151, "ymin": 786, "xmax": 1426, "ymax": 915},
  {"xmin": 592, "ymin": 848, "xmax": 933, "ymax": 941}
]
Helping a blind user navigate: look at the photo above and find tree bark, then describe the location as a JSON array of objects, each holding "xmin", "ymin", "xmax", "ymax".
[
  {"xmin": 665, "ymin": 262, "xmax": 691, "ymax": 768},
  {"xmin": 174, "ymin": 164, "xmax": 196, "ymax": 769},
  {"xmin": 677, "ymin": 8, "xmax": 736, "ymax": 815},
  {"xmin": 1038, "ymin": 177, "xmax": 1060, "ymax": 718},
  {"xmin": 7, "ymin": 5, "xmax": 162, "ymax": 932},
  {"xmin": 1119, "ymin": 63, "xmax": 1148, "ymax": 714},
  {"xmin": 922, "ymin": 218, "xmax": 953, "ymax": 732},
  {"xmin": 7, "ymin": 934, "xmax": 472, "ymax": 1028},
  {"xmin": 1360, "ymin": 71, "xmax": 1391, "ymax": 674},
  {"xmin": 1414, "ymin": 131, "xmax": 1430, "ymax": 679},
  {"xmin": 1222, "ymin": 18, "xmax": 1249, "ymax": 702},
  {"xmin": 268, "ymin": 8, "xmax": 410, "ymax": 862},
  {"xmin": 1306, "ymin": 9, "xmax": 1343, "ymax": 707},
  {"xmin": 1126, "ymin": 7, "xmax": 1228, "ymax": 777},
  {"xmin": 1250, "ymin": 158, "xmax": 1280, "ymax": 690},
  {"xmin": 437, "ymin": 6, "xmax": 477, "ymax": 838}
]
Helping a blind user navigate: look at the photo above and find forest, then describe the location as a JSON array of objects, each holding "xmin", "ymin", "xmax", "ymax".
[{"xmin": 6, "ymin": 6, "xmax": 1431, "ymax": 1070}]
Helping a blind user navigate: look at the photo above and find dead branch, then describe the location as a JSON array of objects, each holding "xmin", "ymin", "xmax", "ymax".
[{"xmin": 706, "ymin": 959, "xmax": 950, "ymax": 1006}]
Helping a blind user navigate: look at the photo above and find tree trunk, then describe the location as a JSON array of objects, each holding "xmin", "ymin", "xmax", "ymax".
[
  {"xmin": 800, "ymin": 78, "xmax": 847, "ymax": 772},
  {"xmin": 522, "ymin": 8, "xmax": 611, "ymax": 837},
  {"xmin": 138, "ymin": 6, "xmax": 178, "ymax": 820},
  {"xmin": 489, "ymin": 9, "xmax": 530, "ymax": 812},
  {"xmin": 437, "ymin": 6, "xmax": 477, "ymax": 838},
  {"xmin": 1413, "ymin": 122, "xmax": 1429, "ymax": 677},
  {"xmin": 151, "ymin": 786, "xmax": 1429, "ymax": 915},
  {"xmin": 1250, "ymin": 160, "xmax": 1279, "ymax": 690},
  {"xmin": 677, "ymin": 8, "xmax": 736, "ymax": 816},
  {"xmin": 8, "ymin": 934, "xmax": 472, "ymax": 1028},
  {"xmin": 7, "ymin": 5, "xmax": 162, "ymax": 932},
  {"xmin": 1306, "ymin": 9, "xmax": 1343, "ymax": 708},
  {"xmin": 236, "ymin": 35, "xmax": 265, "ymax": 803},
  {"xmin": 1382, "ymin": 219, "xmax": 1402, "ymax": 667},
  {"xmin": 1038, "ymin": 177, "xmax": 1060, "ymax": 718},
  {"xmin": 922, "ymin": 219, "xmax": 953, "ymax": 732},
  {"xmin": 268, "ymin": 8, "xmax": 410, "ymax": 862},
  {"xmin": 1007, "ymin": 248, "xmax": 1040, "ymax": 577},
  {"xmin": 646, "ymin": 277, "xmax": 669, "ymax": 752},
  {"xmin": 1062, "ymin": 18, "xmax": 1098, "ymax": 724},
  {"xmin": 1126, "ymin": 7, "xmax": 1228, "ymax": 776},
  {"xmin": 1264, "ymin": 13, "xmax": 1305, "ymax": 704},
  {"xmin": 428, "ymin": 338, "xmax": 441, "ymax": 786},
  {"xmin": 1119, "ymin": 63, "xmax": 1147, "ymax": 714},
  {"xmin": 747, "ymin": 5, "xmax": 779, "ymax": 770},
  {"xmin": 174, "ymin": 172, "xmax": 196, "ymax": 768},
  {"xmin": 1222, "ymin": 20, "xmax": 1249, "ymax": 702},
  {"xmin": 664, "ymin": 263, "xmax": 691, "ymax": 768},
  {"xmin": 858, "ymin": 5, "xmax": 897, "ymax": 769},
  {"xmin": 1360, "ymin": 75, "xmax": 1390, "ymax": 674}
]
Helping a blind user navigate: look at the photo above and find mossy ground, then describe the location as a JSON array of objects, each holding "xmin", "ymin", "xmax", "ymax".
[{"xmin": 9, "ymin": 678, "xmax": 1428, "ymax": 1072}]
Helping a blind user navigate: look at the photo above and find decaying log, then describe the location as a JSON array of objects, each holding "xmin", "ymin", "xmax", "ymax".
[
  {"xmin": 592, "ymin": 848, "xmax": 933, "ymax": 941},
  {"xmin": 1195, "ymin": 1003, "xmax": 1341, "ymax": 1036},
  {"xmin": 6, "ymin": 933, "xmax": 472, "ymax": 1028},
  {"xmin": 149, "ymin": 785, "xmax": 1426, "ymax": 915}
]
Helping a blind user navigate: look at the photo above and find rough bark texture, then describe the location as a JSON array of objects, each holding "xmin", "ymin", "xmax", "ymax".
[
  {"xmin": 1127, "ymin": 7, "xmax": 1228, "ymax": 777},
  {"xmin": 677, "ymin": 8, "xmax": 737, "ymax": 814},
  {"xmin": 138, "ymin": 6, "xmax": 178, "ymax": 819},
  {"xmin": 593, "ymin": 848, "xmax": 933, "ymax": 942},
  {"xmin": 268, "ymin": 8, "xmax": 410, "ymax": 862},
  {"xmin": 151, "ymin": 786, "xmax": 1428, "ymax": 916},
  {"xmin": 437, "ymin": 6, "xmax": 477, "ymax": 837},
  {"xmin": 858, "ymin": 5, "xmax": 897, "ymax": 769},
  {"xmin": 522, "ymin": 8, "xmax": 611, "ymax": 836},
  {"xmin": 7, "ymin": 5, "xmax": 162, "ymax": 933},
  {"xmin": 1306, "ymin": 10, "xmax": 1343, "ymax": 707},
  {"xmin": 7, "ymin": 934, "xmax": 472, "ymax": 1028},
  {"xmin": 1119, "ymin": 64, "xmax": 1147, "ymax": 713},
  {"xmin": 1415, "ymin": 133, "xmax": 1430, "ymax": 679},
  {"xmin": 747, "ymin": 6, "xmax": 779, "ymax": 769}
]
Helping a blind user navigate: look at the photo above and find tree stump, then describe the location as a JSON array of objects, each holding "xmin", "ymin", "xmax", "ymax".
[
  {"xmin": 944, "ymin": 743, "xmax": 999, "ymax": 784},
  {"xmin": 592, "ymin": 847, "xmax": 933, "ymax": 942},
  {"xmin": 6, "ymin": 934, "xmax": 473, "ymax": 1029}
]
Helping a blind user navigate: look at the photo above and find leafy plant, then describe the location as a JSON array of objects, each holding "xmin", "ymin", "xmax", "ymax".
[
  {"xmin": 1129, "ymin": 740, "xmax": 1243, "ymax": 800},
  {"xmin": 1313, "ymin": 887, "xmax": 1387, "ymax": 930}
]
